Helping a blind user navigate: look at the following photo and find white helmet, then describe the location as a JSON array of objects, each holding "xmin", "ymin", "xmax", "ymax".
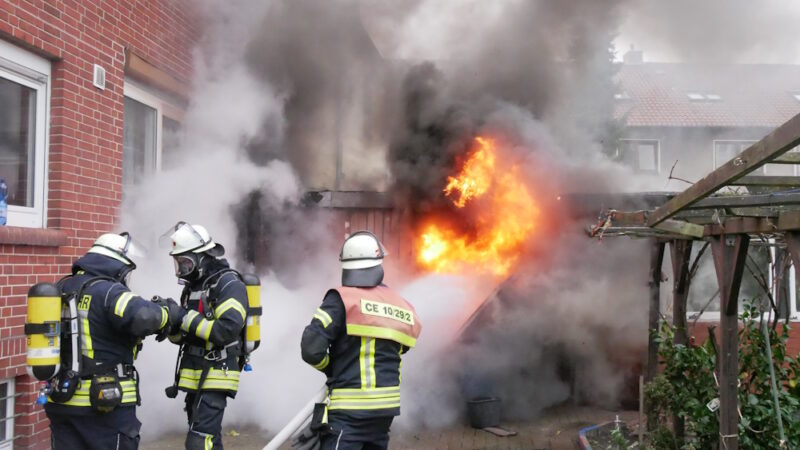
[
  {"xmin": 340, "ymin": 231, "xmax": 386, "ymax": 270},
  {"xmin": 87, "ymin": 232, "xmax": 145, "ymax": 266},
  {"xmin": 160, "ymin": 222, "xmax": 224, "ymax": 256}
]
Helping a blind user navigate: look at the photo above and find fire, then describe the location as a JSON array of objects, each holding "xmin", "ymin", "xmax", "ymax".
[
  {"xmin": 443, "ymin": 137, "xmax": 495, "ymax": 207},
  {"xmin": 417, "ymin": 136, "xmax": 540, "ymax": 276}
]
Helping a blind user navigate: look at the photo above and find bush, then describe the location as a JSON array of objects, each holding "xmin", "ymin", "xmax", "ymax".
[{"xmin": 645, "ymin": 303, "xmax": 800, "ymax": 449}]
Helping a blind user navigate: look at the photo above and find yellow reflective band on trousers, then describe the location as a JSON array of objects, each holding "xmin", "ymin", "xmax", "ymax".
[
  {"xmin": 347, "ymin": 324, "xmax": 417, "ymax": 348},
  {"xmin": 214, "ymin": 298, "xmax": 246, "ymax": 321},
  {"xmin": 50, "ymin": 378, "xmax": 138, "ymax": 407},
  {"xmin": 328, "ymin": 386, "xmax": 401, "ymax": 411},
  {"xmin": 114, "ymin": 292, "xmax": 134, "ymax": 317},
  {"xmin": 313, "ymin": 308, "xmax": 332, "ymax": 328},
  {"xmin": 178, "ymin": 368, "xmax": 240, "ymax": 392},
  {"xmin": 359, "ymin": 337, "xmax": 376, "ymax": 389}
]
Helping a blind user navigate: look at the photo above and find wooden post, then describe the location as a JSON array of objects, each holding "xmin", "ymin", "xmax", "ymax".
[
  {"xmin": 646, "ymin": 240, "xmax": 665, "ymax": 432},
  {"xmin": 710, "ymin": 234, "xmax": 750, "ymax": 450},
  {"xmin": 669, "ymin": 239, "xmax": 693, "ymax": 443},
  {"xmin": 670, "ymin": 240, "xmax": 694, "ymax": 346}
]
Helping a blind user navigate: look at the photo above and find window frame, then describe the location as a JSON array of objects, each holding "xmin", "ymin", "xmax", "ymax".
[
  {"xmin": 122, "ymin": 80, "xmax": 184, "ymax": 179},
  {"xmin": 686, "ymin": 240, "xmax": 800, "ymax": 323},
  {"xmin": 0, "ymin": 39, "xmax": 51, "ymax": 228},
  {"xmin": 0, "ymin": 378, "xmax": 15, "ymax": 450},
  {"xmin": 619, "ymin": 139, "xmax": 661, "ymax": 174}
]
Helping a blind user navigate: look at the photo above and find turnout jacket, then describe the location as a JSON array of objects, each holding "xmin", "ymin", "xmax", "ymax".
[
  {"xmin": 176, "ymin": 258, "xmax": 247, "ymax": 397},
  {"xmin": 45, "ymin": 253, "xmax": 169, "ymax": 415},
  {"xmin": 301, "ymin": 285, "xmax": 421, "ymax": 419}
]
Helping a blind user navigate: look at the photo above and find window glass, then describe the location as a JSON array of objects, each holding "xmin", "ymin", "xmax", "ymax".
[
  {"xmin": 0, "ymin": 382, "xmax": 6, "ymax": 443},
  {"xmin": 162, "ymin": 115, "xmax": 183, "ymax": 171},
  {"xmin": 122, "ymin": 97, "xmax": 157, "ymax": 191},
  {"xmin": 620, "ymin": 140, "xmax": 658, "ymax": 173},
  {"xmin": 0, "ymin": 77, "xmax": 36, "ymax": 207}
]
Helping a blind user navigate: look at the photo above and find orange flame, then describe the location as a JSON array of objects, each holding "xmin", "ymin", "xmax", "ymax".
[{"xmin": 417, "ymin": 136, "xmax": 540, "ymax": 276}]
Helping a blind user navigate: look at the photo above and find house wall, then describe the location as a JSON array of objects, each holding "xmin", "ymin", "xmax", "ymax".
[
  {"xmin": 622, "ymin": 126, "xmax": 775, "ymax": 182},
  {"xmin": 0, "ymin": 2, "xmax": 199, "ymax": 448}
]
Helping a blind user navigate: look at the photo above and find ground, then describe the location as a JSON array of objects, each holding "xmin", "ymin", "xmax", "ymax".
[{"xmin": 140, "ymin": 405, "xmax": 639, "ymax": 450}]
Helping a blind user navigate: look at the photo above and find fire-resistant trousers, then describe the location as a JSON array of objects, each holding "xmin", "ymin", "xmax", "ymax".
[
  {"xmin": 320, "ymin": 413, "xmax": 394, "ymax": 450},
  {"xmin": 48, "ymin": 406, "xmax": 141, "ymax": 450},
  {"xmin": 185, "ymin": 391, "xmax": 228, "ymax": 450}
]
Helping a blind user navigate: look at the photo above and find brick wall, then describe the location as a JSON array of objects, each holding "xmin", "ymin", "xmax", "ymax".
[{"xmin": 0, "ymin": 1, "xmax": 200, "ymax": 448}]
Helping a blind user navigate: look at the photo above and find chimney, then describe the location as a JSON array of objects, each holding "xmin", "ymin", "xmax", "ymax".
[{"xmin": 623, "ymin": 44, "xmax": 643, "ymax": 64}]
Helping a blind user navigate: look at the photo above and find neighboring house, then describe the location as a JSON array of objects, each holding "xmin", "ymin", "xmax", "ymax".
[
  {"xmin": 615, "ymin": 50, "xmax": 800, "ymax": 181},
  {"xmin": 614, "ymin": 50, "xmax": 800, "ymax": 335},
  {"xmin": 0, "ymin": 3, "xmax": 199, "ymax": 448}
]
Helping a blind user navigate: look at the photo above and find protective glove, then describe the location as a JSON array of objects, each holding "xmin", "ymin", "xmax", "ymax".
[{"xmin": 152, "ymin": 296, "xmax": 187, "ymax": 341}]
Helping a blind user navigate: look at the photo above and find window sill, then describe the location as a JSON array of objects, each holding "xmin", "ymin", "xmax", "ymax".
[{"xmin": 0, "ymin": 226, "xmax": 68, "ymax": 247}]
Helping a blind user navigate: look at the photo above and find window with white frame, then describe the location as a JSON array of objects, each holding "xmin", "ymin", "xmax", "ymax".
[
  {"xmin": 686, "ymin": 240, "xmax": 799, "ymax": 321},
  {"xmin": 122, "ymin": 81, "xmax": 184, "ymax": 196},
  {"xmin": 714, "ymin": 140, "xmax": 796, "ymax": 176},
  {"xmin": 0, "ymin": 40, "xmax": 50, "ymax": 228},
  {"xmin": 619, "ymin": 140, "xmax": 659, "ymax": 173},
  {"xmin": 0, "ymin": 379, "xmax": 15, "ymax": 450}
]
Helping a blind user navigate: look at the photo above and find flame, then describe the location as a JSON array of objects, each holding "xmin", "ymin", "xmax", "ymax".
[
  {"xmin": 417, "ymin": 136, "xmax": 540, "ymax": 276},
  {"xmin": 443, "ymin": 137, "xmax": 495, "ymax": 208}
]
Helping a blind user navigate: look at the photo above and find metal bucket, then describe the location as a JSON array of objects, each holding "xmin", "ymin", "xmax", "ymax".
[{"xmin": 466, "ymin": 397, "xmax": 501, "ymax": 429}]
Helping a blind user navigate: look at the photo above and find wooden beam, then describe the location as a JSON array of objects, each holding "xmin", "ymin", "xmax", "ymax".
[
  {"xmin": 710, "ymin": 234, "xmax": 749, "ymax": 450},
  {"xmin": 647, "ymin": 112, "xmax": 800, "ymax": 227},
  {"xmin": 688, "ymin": 191, "xmax": 800, "ymax": 209},
  {"xmin": 669, "ymin": 239, "xmax": 693, "ymax": 444},
  {"xmin": 771, "ymin": 153, "xmax": 800, "ymax": 164},
  {"xmin": 704, "ymin": 211, "xmax": 800, "ymax": 235},
  {"xmin": 654, "ymin": 219, "xmax": 705, "ymax": 238},
  {"xmin": 730, "ymin": 175, "xmax": 800, "ymax": 187},
  {"xmin": 646, "ymin": 240, "xmax": 664, "ymax": 432},
  {"xmin": 124, "ymin": 48, "xmax": 190, "ymax": 101}
]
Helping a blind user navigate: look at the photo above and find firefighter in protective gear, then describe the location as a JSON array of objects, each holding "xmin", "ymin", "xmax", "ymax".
[
  {"xmin": 46, "ymin": 232, "xmax": 186, "ymax": 450},
  {"xmin": 161, "ymin": 222, "xmax": 248, "ymax": 450},
  {"xmin": 300, "ymin": 231, "xmax": 422, "ymax": 450}
]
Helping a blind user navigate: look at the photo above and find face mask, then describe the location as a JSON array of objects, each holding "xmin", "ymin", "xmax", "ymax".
[{"xmin": 173, "ymin": 255, "xmax": 196, "ymax": 278}]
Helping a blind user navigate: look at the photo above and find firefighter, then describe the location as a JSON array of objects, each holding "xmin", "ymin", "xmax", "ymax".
[
  {"xmin": 162, "ymin": 222, "xmax": 248, "ymax": 450},
  {"xmin": 45, "ymin": 232, "xmax": 186, "ymax": 450},
  {"xmin": 300, "ymin": 231, "xmax": 422, "ymax": 450}
]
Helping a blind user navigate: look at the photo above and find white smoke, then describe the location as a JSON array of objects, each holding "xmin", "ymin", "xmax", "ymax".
[{"xmin": 116, "ymin": 0, "xmax": 707, "ymax": 443}]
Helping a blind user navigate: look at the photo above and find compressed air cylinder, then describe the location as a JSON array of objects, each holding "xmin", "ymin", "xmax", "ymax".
[
  {"xmin": 242, "ymin": 273, "xmax": 261, "ymax": 354},
  {"xmin": 25, "ymin": 283, "xmax": 62, "ymax": 381}
]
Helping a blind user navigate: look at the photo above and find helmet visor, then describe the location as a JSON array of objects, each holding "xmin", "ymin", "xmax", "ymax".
[
  {"xmin": 119, "ymin": 232, "xmax": 148, "ymax": 259},
  {"xmin": 159, "ymin": 221, "xmax": 211, "ymax": 253}
]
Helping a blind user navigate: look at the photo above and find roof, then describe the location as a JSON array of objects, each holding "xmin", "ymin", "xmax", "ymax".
[{"xmin": 615, "ymin": 63, "xmax": 800, "ymax": 128}]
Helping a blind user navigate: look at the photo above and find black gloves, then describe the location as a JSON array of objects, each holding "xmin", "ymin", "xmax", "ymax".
[{"xmin": 152, "ymin": 296, "xmax": 187, "ymax": 341}]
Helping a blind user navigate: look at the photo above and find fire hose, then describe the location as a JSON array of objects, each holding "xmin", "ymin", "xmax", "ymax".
[{"xmin": 262, "ymin": 384, "xmax": 328, "ymax": 450}]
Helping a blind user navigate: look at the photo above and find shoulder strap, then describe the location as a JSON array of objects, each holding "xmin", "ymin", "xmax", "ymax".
[{"xmin": 201, "ymin": 268, "xmax": 242, "ymax": 291}]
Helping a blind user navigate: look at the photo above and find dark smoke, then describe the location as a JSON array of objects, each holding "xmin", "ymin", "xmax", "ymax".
[{"xmin": 386, "ymin": 0, "xmax": 625, "ymax": 213}]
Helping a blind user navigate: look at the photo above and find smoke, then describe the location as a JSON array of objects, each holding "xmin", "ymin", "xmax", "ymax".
[
  {"xmin": 619, "ymin": 0, "xmax": 800, "ymax": 64},
  {"xmin": 117, "ymin": 0, "xmax": 678, "ymax": 442}
]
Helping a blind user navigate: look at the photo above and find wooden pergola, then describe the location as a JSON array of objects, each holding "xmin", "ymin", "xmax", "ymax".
[{"xmin": 587, "ymin": 112, "xmax": 800, "ymax": 450}]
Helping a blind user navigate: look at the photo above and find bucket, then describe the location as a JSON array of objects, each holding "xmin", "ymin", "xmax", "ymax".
[{"xmin": 466, "ymin": 397, "xmax": 501, "ymax": 429}]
